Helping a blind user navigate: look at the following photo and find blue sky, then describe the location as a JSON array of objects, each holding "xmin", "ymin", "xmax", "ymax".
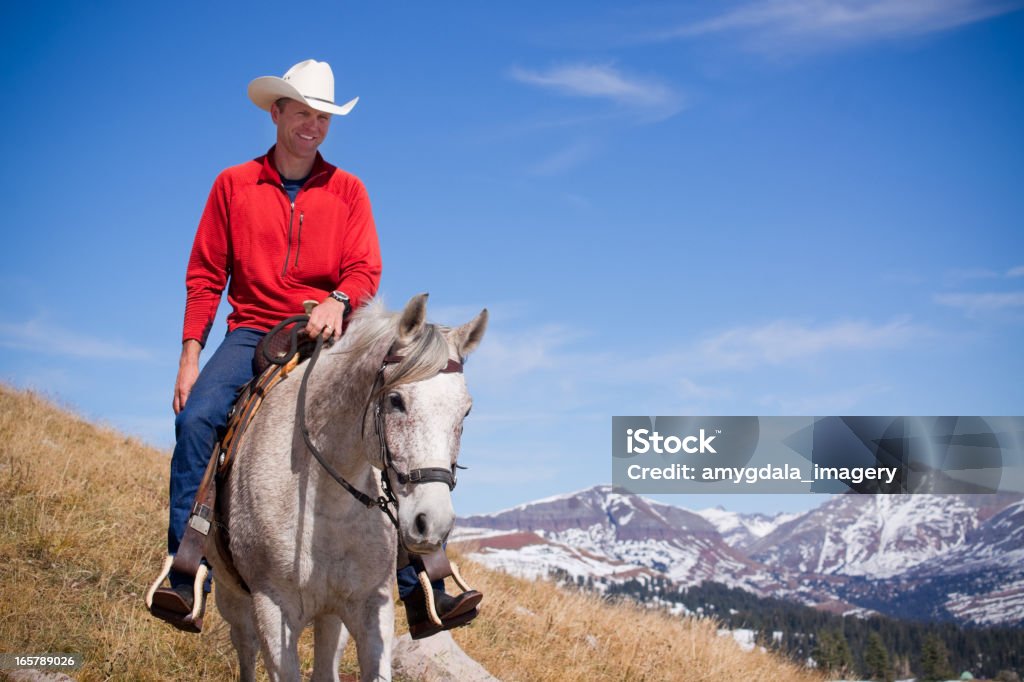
[{"xmin": 1, "ymin": 1, "xmax": 1022, "ymax": 516}]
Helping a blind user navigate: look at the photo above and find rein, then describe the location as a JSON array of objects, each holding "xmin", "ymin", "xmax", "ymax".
[{"xmin": 262, "ymin": 315, "xmax": 463, "ymax": 529}]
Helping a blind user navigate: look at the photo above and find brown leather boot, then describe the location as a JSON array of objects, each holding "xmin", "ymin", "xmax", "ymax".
[
  {"xmin": 404, "ymin": 583, "xmax": 482, "ymax": 640},
  {"xmin": 150, "ymin": 584, "xmax": 206, "ymax": 634}
]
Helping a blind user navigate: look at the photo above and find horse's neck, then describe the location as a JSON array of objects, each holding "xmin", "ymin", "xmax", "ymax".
[{"xmin": 304, "ymin": 333, "xmax": 390, "ymax": 474}]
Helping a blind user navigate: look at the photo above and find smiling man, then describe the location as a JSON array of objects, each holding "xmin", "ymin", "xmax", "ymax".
[{"xmin": 150, "ymin": 59, "xmax": 480, "ymax": 638}]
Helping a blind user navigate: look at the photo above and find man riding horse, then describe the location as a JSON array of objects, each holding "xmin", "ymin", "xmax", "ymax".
[{"xmin": 149, "ymin": 58, "xmax": 481, "ymax": 638}]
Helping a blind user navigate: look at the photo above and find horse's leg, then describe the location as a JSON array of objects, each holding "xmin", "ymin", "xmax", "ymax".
[
  {"xmin": 311, "ymin": 613, "xmax": 349, "ymax": 682},
  {"xmin": 215, "ymin": 587, "xmax": 259, "ymax": 682},
  {"xmin": 343, "ymin": 590, "xmax": 394, "ymax": 682},
  {"xmin": 251, "ymin": 591, "xmax": 303, "ymax": 682}
]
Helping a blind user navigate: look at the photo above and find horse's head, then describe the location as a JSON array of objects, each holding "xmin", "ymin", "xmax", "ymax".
[{"xmin": 369, "ymin": 293, "xmax": 487, "ymax": 555}]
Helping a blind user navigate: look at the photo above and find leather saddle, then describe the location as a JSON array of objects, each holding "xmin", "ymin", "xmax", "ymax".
[{"xmin": 145, "ymin": 321, "xmax": 314, "ymax": 632}]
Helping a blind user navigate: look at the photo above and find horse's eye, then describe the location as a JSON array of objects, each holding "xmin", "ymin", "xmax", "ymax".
[
  {"xmin": 388, "ymin": 393, "xmax": 406, "ymax": 412},
  {"xmin": 464, "ymin": 407, "xmax": 472, "ymax": 419}
]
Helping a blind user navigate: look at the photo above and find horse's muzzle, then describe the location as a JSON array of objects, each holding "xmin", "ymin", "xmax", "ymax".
[{"xmin": 398, "ymin": 491, "xmax": 455, "ymax": 554}]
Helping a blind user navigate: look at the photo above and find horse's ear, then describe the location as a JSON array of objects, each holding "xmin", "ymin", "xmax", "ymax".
[
  {"xmin": 397, "ymin": 293, "xmax": 429, "ymax": 345},
  {"xmin": 452, "ymin": 308, "xmax": 488, "ymax": 359}
]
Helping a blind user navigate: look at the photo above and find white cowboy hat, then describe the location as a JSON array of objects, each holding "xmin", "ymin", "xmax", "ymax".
[{"xmin": 248, "ymin": 59, "xmax": 358, "ymax": 116}]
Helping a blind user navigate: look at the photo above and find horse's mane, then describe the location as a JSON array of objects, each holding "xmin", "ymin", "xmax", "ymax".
[{"xmin": 328, "ymin": 299, "xmax": 455, "ymax": 407}]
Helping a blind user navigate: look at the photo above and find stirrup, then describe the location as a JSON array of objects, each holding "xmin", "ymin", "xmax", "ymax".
[
  {"xmin": 145, "ymin": 555, "xmax": 209, "ymax": 633},
  {"xmin": 417, "ymin": 559, "xmax": 476, "ymax": 627}
]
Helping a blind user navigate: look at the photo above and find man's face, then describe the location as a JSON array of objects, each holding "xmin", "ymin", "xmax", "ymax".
[{"xmin": 271, "ymin": 99, "xmax": 331, "ymax": 160}]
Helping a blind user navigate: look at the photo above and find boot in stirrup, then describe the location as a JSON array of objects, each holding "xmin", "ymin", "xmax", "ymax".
[
  {"xmin": 404, "ymin": 582, "xmax": 482, "ymax": 640},
  {"xmin": 145, "ymin": 556, "xmax": 209, "ymax": 633}
]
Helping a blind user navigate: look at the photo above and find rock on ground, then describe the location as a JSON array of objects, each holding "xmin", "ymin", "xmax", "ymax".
[
  {"xmin": 392, "ymin": 632, "xmax": 500, "ymax": 682},
  {"xmin": 2, "ymin": 672, "xmax": 76, "ymax": 682}
]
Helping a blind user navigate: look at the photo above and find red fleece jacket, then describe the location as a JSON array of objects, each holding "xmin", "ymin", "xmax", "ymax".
[{"xmin": 182, "ymin": 147, "xmax": 382, "ymax": 345}]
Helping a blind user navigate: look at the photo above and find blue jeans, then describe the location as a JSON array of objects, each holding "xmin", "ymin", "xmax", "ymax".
[
  {"xmin": 398, "ymin": 553, "xmax": 446, "ymax": 600},
  {"xmin": 168, "ymin": 328, "xmax": 263, "ymax": 588},
  {"xmin": 166, "ymin": 327, "xmax": 427, "ymax": 598}
]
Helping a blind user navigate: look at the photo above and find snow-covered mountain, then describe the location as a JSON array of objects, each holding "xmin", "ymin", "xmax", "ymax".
[
  {"xmin": 747, "ymin": 494, "xmax": 989, "ymax": 578},
  {"xmin": 901, "ymin": 499, "xmax": 1024, "ymax": 626},
  {"xmin": 454, "ymin": 486, "xmax": 1024, "ymax": 627},
  {"xmin": 695, "ymin": 506, "xmax": 803, "ymax": 550},
  {"xmin": 457, "ymin": 486, "xmax": 777, "ymax": 592}
]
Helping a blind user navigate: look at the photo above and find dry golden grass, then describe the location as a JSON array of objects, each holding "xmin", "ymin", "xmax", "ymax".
[
  {"xmin": 446, "ymin": 554, "xmax": 825, "ymax": 682},
  {"xmin": 0, "ymin": 384, "xmax": 825, "ymax": 681}
]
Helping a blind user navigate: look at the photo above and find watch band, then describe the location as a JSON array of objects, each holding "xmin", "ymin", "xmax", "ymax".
[{"xmin": 330, "ymin": 290, "xmax": 352, "ymax": 316}]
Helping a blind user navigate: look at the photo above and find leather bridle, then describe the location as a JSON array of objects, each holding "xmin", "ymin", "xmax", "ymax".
[
  {"xmin": 370, "ymin": 353, "xmax": 464, "ymax": 528},
  {"xmin": 265, "ymin": 315, "xmax": 464, "ymax": 530}
]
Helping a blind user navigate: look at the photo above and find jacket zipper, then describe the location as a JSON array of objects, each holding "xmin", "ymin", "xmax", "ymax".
[
  {"xmin": 282, "ymin": 200, "xmax": 295, "ymax": 277},
  {"xmin": 278, "ymin": 168, "xmax": 324, "ymax": 276},
  {"xmin": 294, "ymin": 212, "xmax": 304, "ymax": 267}
]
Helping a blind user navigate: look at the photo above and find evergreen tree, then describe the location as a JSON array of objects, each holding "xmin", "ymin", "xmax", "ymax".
[
  {"xmin": 893, "ymin": 654, "xmax": 913, "ymax": 681},
  {"xmin": 864, "ymin": 631, "xmax": 892, "ymax": 682},
  {"xmin": 921, "ymin": 633, "xmax": 955, "ymax": 681},
  {"xmin": 812, "ymin": 631, "xmax": 835, "ymax": 671},
  {"xmin": 834, "ymin": 630, "xmax": 854, "ymax": 675},
  {"xmin": 598, "ymin": 578, "xmax": 1024, "ymax": 676},
  {"xmin": 814, "ymin": 630, "xmax": 854, "ymax": 676}
]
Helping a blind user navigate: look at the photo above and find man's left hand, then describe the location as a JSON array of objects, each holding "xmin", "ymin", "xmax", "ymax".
[{"xmin": 306, "ymin": 296, "xmax": 345, "ymax": 341}]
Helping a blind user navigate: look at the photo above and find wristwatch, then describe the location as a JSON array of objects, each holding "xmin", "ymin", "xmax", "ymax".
[{"xmin": 329, "ymin": 290, "xmax": 352, "ymax": 316}]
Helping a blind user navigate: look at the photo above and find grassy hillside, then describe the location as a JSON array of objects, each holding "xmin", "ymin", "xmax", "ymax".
[{"xmin": 0, "ymin": 385, "xmax": 825, "ymax": 681}]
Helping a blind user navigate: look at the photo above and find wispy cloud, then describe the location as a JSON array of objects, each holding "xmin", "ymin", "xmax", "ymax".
[
  {"xmin": 0, "ymin": 317, "xmax": 152, "ymax": 360},
  {"xmin": 677, "ymin": 377, "xmax": 733, "ymax": 401},
  {"xmin": 476, "ymin": 316, "xmax": 926, "ymax": 386},
  {"xmin": 562, "ymin": 192, "xmax": 593, "ymax": 211},
  {"xmin": 531, "ymin": 140, "xmax": 597, "ymax": 176},
  {"xmin": 944, "ymin": 264, "xmax": 1024, "ymax": 284},
  {"xmin": 685, "ymin": 317, "xmax": 924, "ymax": 370},
  {"xmin": 467, "ymin": 314, "xmax": 926, "ymax": 416},
  {"xmin": 472, "ymin": 323, "xmax": 592, "ymax": 383},
  {"xmin": 944, "ymin": 267, "xmax": 1003, "ymax": 283},
  {"xmin": 936, "ymin": 265, "xmax": 1024, "ymax": 316},
  {"xmin": 759, "ymin": 383, "xmax": 893, "ymax": 413},
  {"xmin": 658, "ymin": 0, "xmax": 1022, "ymax": 53},
  {"xmin": 509, "ymin": 62, "xmax": 685, "ymax": 121},
  {"xmin": 934, "ymin": 292, "xmax": 1024, "ymax": 314}
]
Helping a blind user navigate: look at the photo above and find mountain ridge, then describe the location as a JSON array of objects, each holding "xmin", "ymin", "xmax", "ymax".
[{"xmin": 454, "ymin": 485, "xmax": 1024, "ymax": 627}]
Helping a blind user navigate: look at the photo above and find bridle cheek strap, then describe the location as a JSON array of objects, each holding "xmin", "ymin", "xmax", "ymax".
[{"xmin": 370, "ymin": 351, "xmax": 466, "ymax": 520}]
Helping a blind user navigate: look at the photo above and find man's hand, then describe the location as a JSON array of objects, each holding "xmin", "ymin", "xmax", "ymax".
[
  {"xmin": 305, "ymin": 296, "xmax": 345, "ymax": 342},
  {"xmin": 173, "ymin": 340, "xmax": 202, "ymax": 414}
]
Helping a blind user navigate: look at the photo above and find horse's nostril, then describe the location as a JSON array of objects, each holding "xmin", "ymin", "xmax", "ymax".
[{"xmin": 414, "ymin": 513, "xmax": 428, "ymax": 536}]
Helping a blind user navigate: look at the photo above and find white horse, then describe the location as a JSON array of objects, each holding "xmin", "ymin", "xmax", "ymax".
[{"xmin": 209, "ymin": 293, "xmax": 487, "ymax": 682}]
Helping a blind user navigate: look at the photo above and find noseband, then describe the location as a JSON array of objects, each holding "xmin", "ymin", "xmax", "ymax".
[{"xmin": 273, "ymin": 315, "xmax": 464, "ymax": 530}]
